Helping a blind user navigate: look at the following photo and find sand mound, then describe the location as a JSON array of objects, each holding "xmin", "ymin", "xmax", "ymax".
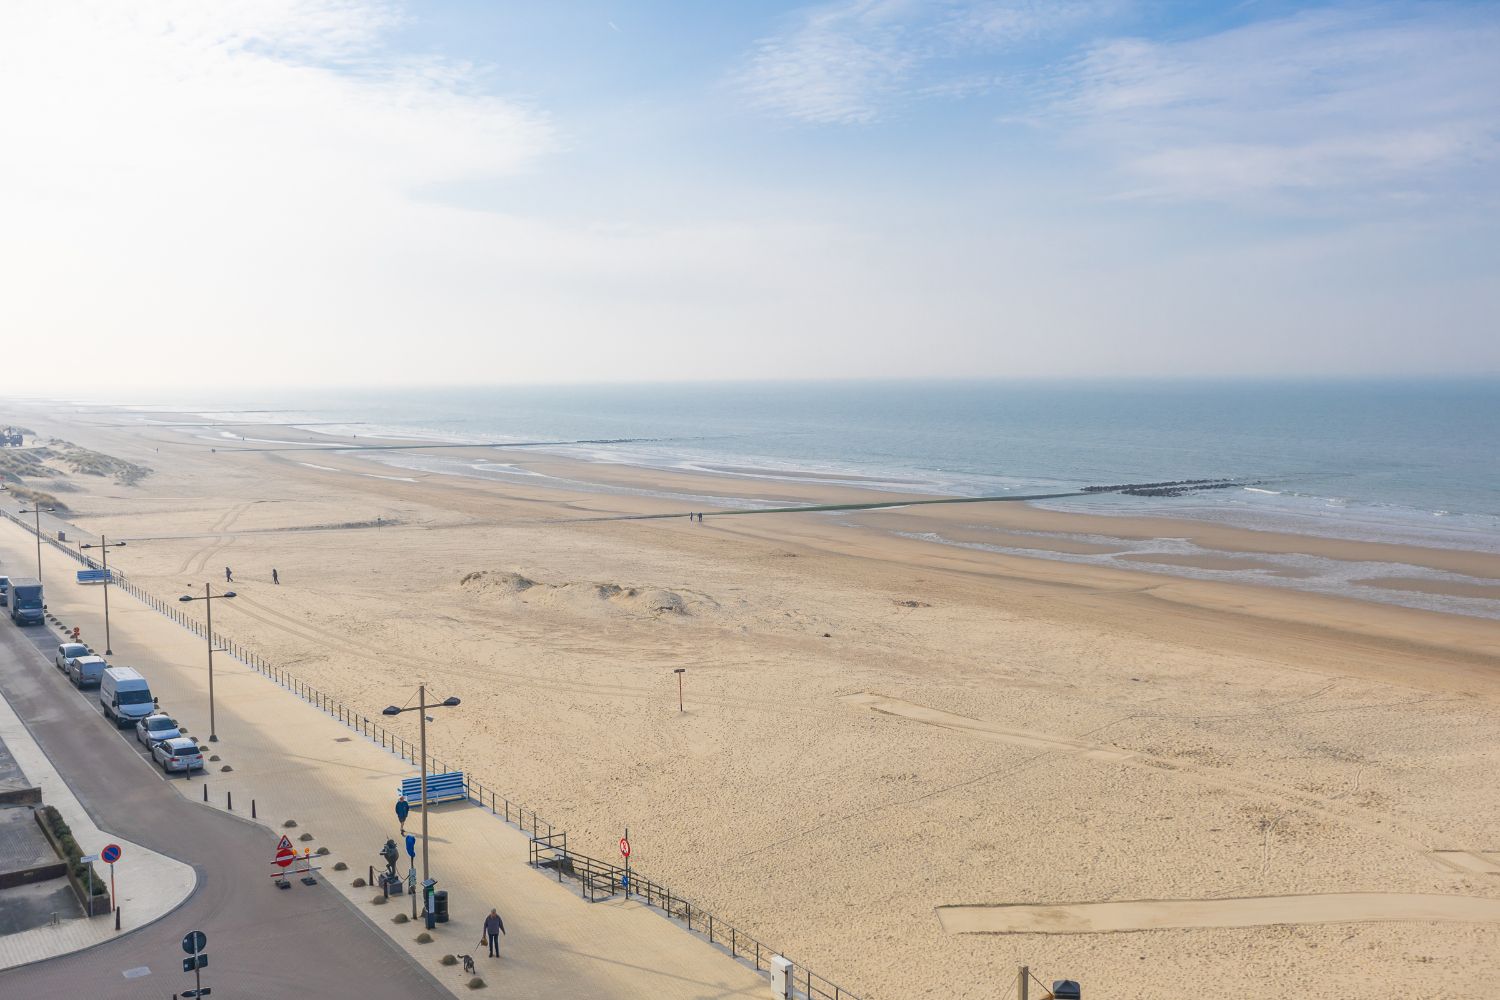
[
  {"xmin": 459, "ymin": 570, "xmax": 537, "ymax": 595},
  {"xmin": 460, "ymin": 571, "xmax": 695, "ymax": 616}
]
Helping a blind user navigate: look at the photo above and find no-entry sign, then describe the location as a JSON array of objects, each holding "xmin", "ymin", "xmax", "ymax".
[
  {"xmin": 275, "ymin": 847, "xmax": 296, "ymax": 869},
  {"xmin": 619, "ymin": 837, "xmax": 630, "ymax": 858}
]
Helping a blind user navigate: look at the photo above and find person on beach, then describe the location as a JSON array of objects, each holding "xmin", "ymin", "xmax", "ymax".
[
  {"xmin": 272, "ymin": 568, "xmax": 279, "ymax": 585},
  {"xmin": 481, "ymin": 908, "xmax": 505, "ymax": 957},
  {"xmin": 225, "ymin": 566, "xmax": 233, "ymax": 583}
]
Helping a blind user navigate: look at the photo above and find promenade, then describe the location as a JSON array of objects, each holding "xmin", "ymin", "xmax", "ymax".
[{"xmin": 0, "ymin": 516, "xmax": 769, "ymax": 999}]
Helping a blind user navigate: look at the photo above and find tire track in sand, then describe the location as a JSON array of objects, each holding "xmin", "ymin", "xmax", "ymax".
[
  {"xmin": 936, "ymin": 892, "xmax": 1500, "ymax": 934},
  {"xmin": 841, "ymin": 692, "xmax": 1479, "ymax": 876},
  {"xmin": 173, "ymin": 501, "xmax": 255, "ymax": 576}
]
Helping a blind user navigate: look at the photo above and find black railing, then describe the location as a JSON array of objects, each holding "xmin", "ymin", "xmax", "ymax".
[{"xmin": 2, "ymin": 509, "xmax": 862, "ymax": 1000}]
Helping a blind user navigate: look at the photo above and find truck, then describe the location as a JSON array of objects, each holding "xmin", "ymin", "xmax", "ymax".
[{"xmin": 7, "ymin": 577, "xmax": 43, "ymax": 626}]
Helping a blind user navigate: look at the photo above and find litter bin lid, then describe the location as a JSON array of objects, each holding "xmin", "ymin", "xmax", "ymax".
[{"xmin": 1051, "ymin": 980, "xmax": 1080, "ymax": 999}]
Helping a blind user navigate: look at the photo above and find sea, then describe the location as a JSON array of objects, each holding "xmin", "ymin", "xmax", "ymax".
[{"xmin": 101, "ymin": 378, "xmax": 1500, "ymax": 618}]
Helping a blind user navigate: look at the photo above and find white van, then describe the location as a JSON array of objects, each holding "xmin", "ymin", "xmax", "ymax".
[{"xmin": 100, "ymin": 666, "xmax": 155, "ymax": 728}]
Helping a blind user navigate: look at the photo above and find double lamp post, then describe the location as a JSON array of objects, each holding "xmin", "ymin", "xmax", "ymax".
[
  {"xmin": 178, "ymin": 585, "xmax": 235, "ymax": 742},
  {"xmin": 383, "ymin": 686, "xmax": 460, "ymax": 928},
  {"xmin": 79, "ymin": 536, "xmax": 125, "ymax": 655}
]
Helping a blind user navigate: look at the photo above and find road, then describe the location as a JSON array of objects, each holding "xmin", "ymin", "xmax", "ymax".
[{"xmin": 0, "ymin": 619, "xmax": 452, "ymax": 999}]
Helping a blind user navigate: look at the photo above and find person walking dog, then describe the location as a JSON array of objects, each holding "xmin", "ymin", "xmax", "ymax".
[{"xmin": 482, "ymin": 908, "xmax": 506, "ymax": 958}]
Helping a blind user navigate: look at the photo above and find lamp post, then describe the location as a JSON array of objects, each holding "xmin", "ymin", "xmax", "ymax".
[
  {"xmin": 79, "ymin": 536, "xmax": 126, "ymax": 655},
  {"xmin": 383, "ymin": 686, "xmax": 460, "ymax": 928},
  {"xmin": 177, "ymin": 585, "xmax": 235, "ymax": 742},
  {"xmin": 17, "ymin": 504, "xmax": 55, "ymax": 583}
]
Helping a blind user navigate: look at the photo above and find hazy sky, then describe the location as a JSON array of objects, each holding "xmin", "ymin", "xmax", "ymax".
[{"xmin": 3, "ymin": 1, "xmax": 1497, "ymax": 391}]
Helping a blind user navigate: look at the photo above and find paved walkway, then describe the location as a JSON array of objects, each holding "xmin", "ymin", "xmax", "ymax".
[
  {"xmin": 0, "ymin": 647, "xmax": 195, "ymax": 970},
  {"xmin": 0, "ymin": 518, "xmax": 770, "ymax": 998},
  {"xmin": 0, "ymin": 624, "xmax": 451, "ymax": 998}
]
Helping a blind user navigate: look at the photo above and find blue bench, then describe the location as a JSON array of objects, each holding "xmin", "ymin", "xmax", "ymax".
[{"xmin": 398, "ymin": 772, "xmax": 467, "ymax": 806}]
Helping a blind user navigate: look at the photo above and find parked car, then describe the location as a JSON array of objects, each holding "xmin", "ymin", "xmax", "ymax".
[
  {"xmin": 56, "ymin": 642, "xmax": 89, "ymax": 670},
  {"xmin": 135, "ymin": 714, "xmax": 182, "ymax": 747},
  {"xmin": 100, "ymin": 666, "xmax": 155, "ymax": 728},
  {"xmin": 0, "ymin": 576, "xmax": 9, "ymax": 606},
  {"xmin": 151, "ymin": 737, "xmax": 204, "ymax": 773},
  {"xmin": 68, "ymin": 655, "xmax": 108, "ymax": 688}
]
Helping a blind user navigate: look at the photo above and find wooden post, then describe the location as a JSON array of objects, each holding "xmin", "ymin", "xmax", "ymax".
[{"xmin": 1018, "ymin": 965, "xmax": 1029, "ymax": 1000}]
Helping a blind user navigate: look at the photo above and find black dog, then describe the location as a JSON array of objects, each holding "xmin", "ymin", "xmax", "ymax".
[{"xmin": 460, "ymin": 955, "xmax": 476, "ymax": 976}]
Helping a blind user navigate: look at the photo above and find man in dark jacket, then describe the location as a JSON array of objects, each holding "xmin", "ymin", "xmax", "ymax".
[{"xmin": 483, "ymin": 908, "xmax": 505, "ymax": 957}]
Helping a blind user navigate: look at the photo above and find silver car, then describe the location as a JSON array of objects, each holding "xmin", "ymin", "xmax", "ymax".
[
  {"xmin": 56, "ymin": 642, "xmax": 89, "ymax": 671},
  {"xmin": 151, "ymin": 737, "xmax": 204, "ymax": 773},
  {"xmin": 68, "ymin": 655, "xmax": 108, "ymax": 689},
  {"xmin": 135, "ymin": 714, "xmax": 181, "ymax": 746}
]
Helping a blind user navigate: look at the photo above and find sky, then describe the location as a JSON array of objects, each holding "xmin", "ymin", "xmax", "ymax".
[{"xmin": 1, "ymin": 0, "xmax": 1497, "ymax": 391}]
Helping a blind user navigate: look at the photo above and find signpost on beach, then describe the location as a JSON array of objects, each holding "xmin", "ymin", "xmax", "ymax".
[
  {"xmin": 620, "ymin": 831, "xmax": 631, "ymax": 897},
  {"xmin": 674, "ymin": 668, "xmax": 685, "ymax": 712}
]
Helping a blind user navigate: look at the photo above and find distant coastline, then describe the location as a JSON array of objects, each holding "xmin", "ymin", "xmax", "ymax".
[{"xmin": 21, "ymin": 377, "xmax": 1500, "ymax": 620}]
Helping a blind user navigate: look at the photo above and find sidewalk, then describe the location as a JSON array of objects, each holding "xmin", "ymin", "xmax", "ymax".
[
  {"xmin": 0, "ymin": 518, "xmax": 770, "ymax": 998},
  {"xmin": 0, "ymin": 659, "xmax": 196, "ymax": 970}
]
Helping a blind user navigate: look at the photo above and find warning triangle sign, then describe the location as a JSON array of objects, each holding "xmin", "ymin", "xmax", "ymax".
[{"xmin": 276, "ymin": 835, "xmax": 293, "ymax": 851}]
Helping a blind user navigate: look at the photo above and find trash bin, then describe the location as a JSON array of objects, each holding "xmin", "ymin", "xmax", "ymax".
[
  {"xmin": 1051, "ymin": 980, "xmax": 1080, "ymax": 999},
  {"xmin": 434, "ymin": 889, "xmax": 450, "ymax": 924}
]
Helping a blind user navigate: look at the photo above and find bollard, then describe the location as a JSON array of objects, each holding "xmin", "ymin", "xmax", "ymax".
[
  {"xmin": 252, "ymin": 799, "xmax": 257, "ymax": 819},
  {"xmin": 369, "ymin": 865, "xmax": 374, "ymax": 886},
  {"xmin": 227, "ymin": 791, "xmax": 233, "ymax": 811},
  {"xmin": 114, "ymin": 906, "xmax": 121, "ymax": 931},
  {"xmin": 203, "ymin": 784, "xmax": 208, "ymax": 802}
]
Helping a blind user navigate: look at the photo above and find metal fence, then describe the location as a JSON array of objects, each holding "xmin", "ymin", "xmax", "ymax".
[
  {"xmin": 2, "ymin": 509, "xmax": 863, "ymax": 1000},
  {"xmin": 529, "ymin": 834, "xmax": 856, "ymax": 1000}
]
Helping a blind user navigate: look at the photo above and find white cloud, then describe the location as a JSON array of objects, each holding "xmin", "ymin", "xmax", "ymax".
[
  {"xmin": 1052, "ymin": 5, "xmax": 1500, "ymax": 203},
  {"xmin": 736, "ymin": 0, "xmax": 1112, "ymax": 125}
]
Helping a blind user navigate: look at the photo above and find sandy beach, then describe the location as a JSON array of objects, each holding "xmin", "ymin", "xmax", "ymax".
[{"xmin": 4, "ymin": 403, "xmax": 1500, "ymax": 999}]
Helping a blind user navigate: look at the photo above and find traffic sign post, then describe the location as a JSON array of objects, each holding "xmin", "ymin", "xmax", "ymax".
[
  {"xmin": 405, "ymin": 833, "xmax": 418, "ymax": 916},
  {"xmin": 272, "ymin": 834, "xmax": 296, "ymax": 887},
  {"xmin": 101, "ymin": 843, "xmax": 122, "ymax": 919},
  {"xmin": 182, "ymin": 928, "xmax": 208, "ymax": 999},
  {"xmin": 81, "ymin": 854, "xmax": 98, "ymax": 913}
]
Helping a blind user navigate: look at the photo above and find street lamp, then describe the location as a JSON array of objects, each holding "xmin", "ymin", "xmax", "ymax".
[
  {"xmin": 79, "ymin": 536, "xmax": 126, "ymax": 655},
  {"xmin": 17, "ymin": 504, "xmax": 55, "ymax": 583},
  {"xmin": 178, "ymin": 585, "xmax": 235, "ymax": 742},
  {"xmin": 382, "ymin": 686, "xmax": 460, "ymax": 928}
]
